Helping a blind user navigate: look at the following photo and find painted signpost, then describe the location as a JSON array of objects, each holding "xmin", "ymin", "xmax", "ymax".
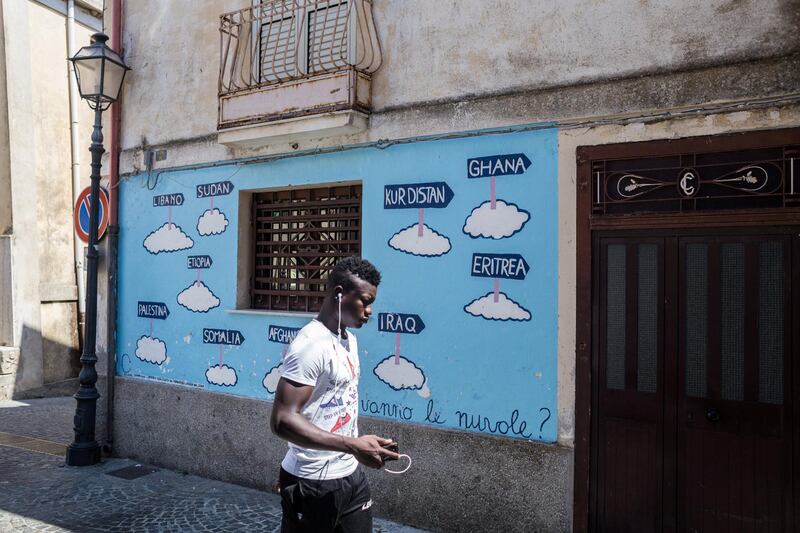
[
  {"xmin": 177, "ymin": 255, "xmax": 219, "ymax": 313},
  {"xmin": 204, "ymin": 327, "xmax": 245, "ymax": 387},
  {"xmin": 196, "ymin": 180, "xmax": 233, "ymax": 236},
  {"xmin": 373, "ymin": 312, "xmax": 430, "ymax": 396},
  {"xmin": 465, "ymin": 253, "xmax": 531, "ymax": 321},
  {"xmin": 135, "ymin": 301, "xmax": 170, "ymax": 366},
  {"xmin": 263, "ymin": 324, "xmax": 302, "ymax": 393},
  {"xmin": 268, "ymin": 325, "xmax": 301, "ymax": 344},
  {"xmin": 152, "ymin": 193, "xmax": 185, "ymax": 207},
  {"xmin": 144, "ymin": 192, "xmax": 193, "ymax": 254},
  {"xmin": 187, "ymin": 255, "xmax": 213, "ymax": 269},
  {"xmin": 386, "ymin": 181, "xmax": 454, "ymax": 257},
  {"xmin": 137, "ymin": 301, "xmax": 170, "ymax": 320},
  {"xmin": 74, "ymin": 186, "xmax": 110, "ymax": 243},
  {"xmin": 463, "ymin": 153, "xmax": 531, "ymax": 240}
]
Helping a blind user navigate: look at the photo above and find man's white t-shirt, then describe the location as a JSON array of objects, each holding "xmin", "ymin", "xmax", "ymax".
[{"xmin": 280, "ymin": 319, "xmax": 361, "ymax": 480}]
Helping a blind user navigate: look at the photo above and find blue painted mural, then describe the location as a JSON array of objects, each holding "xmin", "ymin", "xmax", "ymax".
[{"xmin": 117, "ymin": 129, "xmax": 559, "ymax": 442}]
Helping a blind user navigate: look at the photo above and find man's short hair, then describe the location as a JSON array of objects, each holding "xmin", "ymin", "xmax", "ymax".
[{"xmin": 329, "ymin": 256, "xmax": 381, "ymax": 292}]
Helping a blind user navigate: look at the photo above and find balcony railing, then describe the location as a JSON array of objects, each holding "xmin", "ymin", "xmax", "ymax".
[{"xmin": 218, "ymin": 0, "xmax": 382, "ymax": 133}]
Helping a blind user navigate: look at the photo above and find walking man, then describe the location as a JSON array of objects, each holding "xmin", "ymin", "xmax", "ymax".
[{"xmin": 271, "ymin": 256, "xmax": 399, "ymax": 532}]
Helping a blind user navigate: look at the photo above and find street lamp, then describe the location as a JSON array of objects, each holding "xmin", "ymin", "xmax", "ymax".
[{"xmin": 66, "ymin": 32, "xmax": 129, "ymax": 467}]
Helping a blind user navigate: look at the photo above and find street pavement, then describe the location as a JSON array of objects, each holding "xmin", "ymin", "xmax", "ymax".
[{"xmin": 0, "ymin": 397, "xmax": 427, "ymax": 532}]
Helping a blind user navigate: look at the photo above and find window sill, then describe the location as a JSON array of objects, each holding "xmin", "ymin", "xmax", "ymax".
[
  {"xmin": 217, "ymin": 109, "xmax": 368, "ymax": 148},
  {"xmin": 224, "ymin": 308, "xmax": 317, "ymax": 319}
]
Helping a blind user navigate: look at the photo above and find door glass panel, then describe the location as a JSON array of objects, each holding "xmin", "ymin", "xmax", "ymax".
[
  {"xmin": 720, "ymin": 243, "xmax": 745, "ymax": 401},
  {"xmin": 685, "ymin": 243, "xmax": 708, "ymax": 398},
  {"xmin": 637, "ymin": 244, "xmax": 657, "ymax": 393},
  {"xmin": 759, "ymin": 241, "xmax": 783, "ymax": 404},
  {"xmin": 606, "ymin": 244, "xmax": 626, "ymax": 390}
]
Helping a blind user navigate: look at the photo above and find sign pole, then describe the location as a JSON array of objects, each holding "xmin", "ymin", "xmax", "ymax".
[{"xmin": 66, "ymin": 105, "xmax": 103, "ymax": 466}]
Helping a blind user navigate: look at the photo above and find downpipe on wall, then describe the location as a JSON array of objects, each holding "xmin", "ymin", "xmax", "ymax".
[
  {"xmin": 103, "ymin": 0, "xmax": 123, "ymax": 455},
  {"xmin": 67, "ymin": 1, "xmax": 86, "ymax": 341}
]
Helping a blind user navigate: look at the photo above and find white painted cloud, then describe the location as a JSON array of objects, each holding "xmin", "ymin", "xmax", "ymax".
[
  {"xmin": 197, "ymin": 208, "xmax": 229, "ymax": 236},
  {"xmin": 463, "ymin": 200, "xmax": 530, "ymax": 239},
  {"xmin": 143, "ymin": 223, "xmax": 194, "ymax": 254},
  {"xmin": 464, "ymin": 292, "xmax": 531, "ymax": 321},
  {"xmin": 373, "ymin": 355, "xmax": 425, "ymax": 391},
  {"xmin": 177, "ymin": 281, "xmax": 220, "ymax": 313},
  {"xmin": 135, "ymin": 336, "xmax": 167, "ymax": 365},
  {"xmin": 418, "ymin": 380, "xmax": 431, "ymax": 398},
  {"xmin": 262, "ymin": 364, "xmax": 282, "ymax": 393},
  {"xmin": 388, "ymin": 223, "xmax": 451, "ymax": 257},
  {"xmin": 206, "ymin": 364, "xmax": 237, "ymax": 387}
]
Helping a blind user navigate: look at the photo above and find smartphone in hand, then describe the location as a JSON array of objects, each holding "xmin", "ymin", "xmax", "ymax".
[{"xmin": 383, "ymin": 441, "xmax": 399, "ymax": 461}]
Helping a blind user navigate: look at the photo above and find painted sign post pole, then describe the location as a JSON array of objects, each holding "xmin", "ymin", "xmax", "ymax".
[
  {"xmin": 395, "ymin": 333, "xmax": 402, "ymax": 364},
  {"xmin": 153, "ymin": 193, "xmax": 185, "ymax": 229},
  {"xmin": 137, "ymin": 301, "xmax": 170, "ymax": 352},
  {"xmin": 197, "ymin": 180, "xmax": 234, "ymax": 212},
  {"xmin": 467, "ymin": 153, "xmax": 532, "ymax": 212},
  {"xmin": 377, "ymin": 313, "xmax": 426, "ymax": 366},
  {"xmin": 188, "ymin": 255, "xmax": 213, "ymax": 283},
  {"xmin": 385, "ymin": 182, "xmax": 454, "ymax": 257},
  {"xmin": 203, "ymin": 328, "xmax": 246, "ymax": 387},
  {"xmin": 471, "ymin": 252, "xmax": 530, "ymax": 306}
]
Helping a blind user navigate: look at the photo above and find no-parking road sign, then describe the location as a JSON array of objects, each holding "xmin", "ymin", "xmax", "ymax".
[{"xmin": 74, "ymin": 186, "xmax": 110, "ymax": 244}]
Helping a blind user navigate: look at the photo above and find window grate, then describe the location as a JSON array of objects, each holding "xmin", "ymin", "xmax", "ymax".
[
  {"xmin": 251, "ymin": 185, "xmax": 361, "ymax": 312},
  {"xmin": 307, "ymin": 1, "xmax": 350, "ymax": 74},
  {"xmin": 591, "ymin": 146, "xmax": 800, "ymax": 216},
  {"xmin": 220, "ymin": 0, "xmax": 382, "ymax": 96}
]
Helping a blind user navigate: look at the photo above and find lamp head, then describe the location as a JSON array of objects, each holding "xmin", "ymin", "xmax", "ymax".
[{"xmin": 69, "ymin": 32, "xmax": 130, "ymax": 110}]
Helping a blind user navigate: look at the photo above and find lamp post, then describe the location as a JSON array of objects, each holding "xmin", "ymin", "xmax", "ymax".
[{"xmin": 66, "ymin": 32, "xmax": 129, "ymax": 466}]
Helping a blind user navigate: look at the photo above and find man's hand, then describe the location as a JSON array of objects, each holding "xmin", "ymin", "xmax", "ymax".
[
  {"xmin": 346, "ymin": 435, "xmax": 400, "ymax": 468},
  {"xmin": 272, "ymin": 379, "xmax": 401, "ymax": 467}
]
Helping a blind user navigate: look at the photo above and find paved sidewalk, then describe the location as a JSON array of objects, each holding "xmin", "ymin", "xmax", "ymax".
[{"xmin": 0, "ymin": 398, "xmax": 427, "ymax": 532}]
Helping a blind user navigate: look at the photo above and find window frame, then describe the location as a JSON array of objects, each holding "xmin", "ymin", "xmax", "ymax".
[
  {"xmin": 254, "ymin": 0, "xmax": 357, "ymax": 83},
  {"xmin": 240, "ymin": 181, "xmax": 363, "ymax": 315}
]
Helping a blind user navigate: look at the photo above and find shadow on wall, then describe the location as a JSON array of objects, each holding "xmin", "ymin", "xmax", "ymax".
[
  {"xmin": 7, "ymin": 326, "xmax": 108, "ymax": 445},
  {"xmin": 5, "ymin": 324, "xmax": 82, "ymax": 401}
]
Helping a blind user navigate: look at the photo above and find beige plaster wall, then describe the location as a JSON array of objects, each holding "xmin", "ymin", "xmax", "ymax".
[
  {"xmin": 554, "ymin": 105, "xmax": 800, "ymax": 445},
  {"xmin": 0, "ymin": 0, "xmax": 100, "ymax": 396},
  {"xmin": 371, "ymin": 0, "xmax": 798, "ymax": 109},
  {"xmin": 116, "ymin": 0, "xmax": 799, "ymax": 153}
]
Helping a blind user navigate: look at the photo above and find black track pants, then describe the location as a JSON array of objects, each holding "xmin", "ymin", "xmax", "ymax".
[{"xmin": 279, "ymin": 467, "xmax": 373, "ymax": 533}]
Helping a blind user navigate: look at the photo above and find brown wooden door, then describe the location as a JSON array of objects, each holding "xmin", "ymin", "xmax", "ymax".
[
  {"xmin": 593, "ymin": 236, "xmax": 667, "ymax": 532},
  {"xmin": 677, "ymin": 234, "xmax": 793, "ymax": 533},
  {"xmin": 592, "ymin": 230, "xmax": 796, "ymax": 533}
]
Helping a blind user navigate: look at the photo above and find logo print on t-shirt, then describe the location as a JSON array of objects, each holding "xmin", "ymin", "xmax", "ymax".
[
  {"xmin": 329, "ymin": 413, "xmax": 351, "ymax": 433},
  {"xmin": 320, "ymin": 396, "xmax": 344, "ymax": 409}
]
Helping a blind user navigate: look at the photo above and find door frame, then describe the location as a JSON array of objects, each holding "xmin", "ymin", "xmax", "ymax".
[{"xmin": 573, "ymin": 127, "xmax": 800, "ymax": 532}]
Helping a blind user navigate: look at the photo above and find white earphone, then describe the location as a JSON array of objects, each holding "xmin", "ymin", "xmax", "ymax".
[
  {"xmin": 384, "ymin": 454, "xmax": 412, "ymax": 474},
  {"xmin": 336, "ymin": 292, "xmax": 343, "ymax": 339}
]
